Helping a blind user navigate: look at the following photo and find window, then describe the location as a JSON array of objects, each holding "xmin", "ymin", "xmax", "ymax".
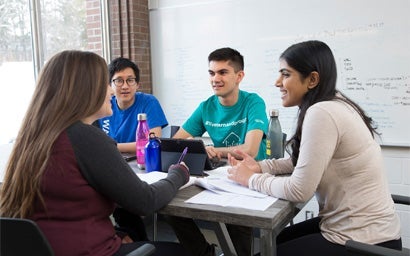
[
  {"xmin": 0, "ymin": 0, "xmax": 105, "ymax": 144},
  {"xmin": 0, "ymin": 0, "xmax": 33, "ymax": 144}
]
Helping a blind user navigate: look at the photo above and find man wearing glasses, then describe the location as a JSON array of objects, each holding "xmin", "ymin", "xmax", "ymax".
[
  {"xmin": 97, "ymin": 57, "xmax": 168, "ymax": 153},
  {"xmin": 96, "ymin": 57, "xmax": 168, "ymax": 242}
]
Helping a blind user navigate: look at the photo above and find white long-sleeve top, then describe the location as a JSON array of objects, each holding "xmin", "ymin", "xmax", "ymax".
[{"xmin": 249, "ymin": 100, "xmax": 400, "ymax": 245}]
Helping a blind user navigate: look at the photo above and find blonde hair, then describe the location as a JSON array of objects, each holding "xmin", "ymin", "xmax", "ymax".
[{"xmin": 0, "ymin": 50, "xmax": 108, "ymax": 218}]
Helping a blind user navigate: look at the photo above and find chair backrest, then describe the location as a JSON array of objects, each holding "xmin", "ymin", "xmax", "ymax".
[
  {"xmin": 392, "ymin": 194, "xmax": 410, "ymax": 205},
  {"xmin": 345, "ymin": 240, "xmax": 408, "ymax": 256},
  {"xmin": 161, "ymin": 125, "xmax": 180, "ymax": 138},
  {"xmin": 125, "ymin": 243, "xmax": 156, "ymax": 256},
  {"xmin": 0, "ymin": 217, "xmax": 54, "ymax": 256}
]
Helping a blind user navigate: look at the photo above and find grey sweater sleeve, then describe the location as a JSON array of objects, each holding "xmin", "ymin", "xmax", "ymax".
[{"xmin": 66, "ymin": 122, "xmax": 188, "ymax": 216}]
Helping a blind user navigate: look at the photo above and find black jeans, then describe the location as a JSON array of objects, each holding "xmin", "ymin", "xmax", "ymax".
[
  {"xmin": 164, "ymin": 215, "xmax": 253, "ymax": 256},
  {"xmin": 113, "ymin": 207, "xmax": 149, "ymax": 242},
  {"xmin": 275, "ymin": 217, "xmax": 402, "ymax": 256}
]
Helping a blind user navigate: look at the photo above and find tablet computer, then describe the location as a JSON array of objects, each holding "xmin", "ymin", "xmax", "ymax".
[{"xmin": 160, "ymin": 138, "xmax": 225, "ymax": 176}]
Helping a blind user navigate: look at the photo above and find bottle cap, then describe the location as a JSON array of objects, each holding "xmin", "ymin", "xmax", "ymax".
[
  {"xmin": 269, "ymin": 109, "xmax": 279, "ymax": 117},
  {"xmin": 138, "ymin": 113, "xmax": 147, "ymax": 121}
]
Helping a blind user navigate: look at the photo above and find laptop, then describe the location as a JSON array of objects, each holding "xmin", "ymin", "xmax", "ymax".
[{"xmin": 160, "ymin": 138, "xmax": 226, "ymax": 176}]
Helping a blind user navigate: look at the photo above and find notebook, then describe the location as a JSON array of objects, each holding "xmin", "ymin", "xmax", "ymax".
[{"xmin": 160, "ymin": 138, "xmax": 226, "ymax": 176}]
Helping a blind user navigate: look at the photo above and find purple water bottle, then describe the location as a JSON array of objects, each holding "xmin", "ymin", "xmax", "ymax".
[
  {"xmin": 145, "ymin": 133, "xmax": 161, "ymax": 172},
  {"xmin": 136, "ymin": 113, "xmax": 149, "ymax": 169}
]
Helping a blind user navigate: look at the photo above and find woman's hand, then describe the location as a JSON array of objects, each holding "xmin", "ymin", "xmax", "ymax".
[
  {"xmin": 227, "ymin": 165, "xmax": 254, "ymax": 187},
  {"xmin": 168, "ymin": 162, "xmax": 190, "ymax": 184},
  {"xmin": 227, "ymin": 149, "xmax": 262, "ymax": 187},
  {"xmin": 228, "ymin": 149, "xmax": 261, "ymax": 173},
  {"xmin": 121, "ymin": 235, "xmax": 133, "ymax": 244}
]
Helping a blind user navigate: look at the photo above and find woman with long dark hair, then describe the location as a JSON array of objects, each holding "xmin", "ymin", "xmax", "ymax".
[{"xmin": 227, "ymin": 40, "xmax": 401, "ymax": 255}]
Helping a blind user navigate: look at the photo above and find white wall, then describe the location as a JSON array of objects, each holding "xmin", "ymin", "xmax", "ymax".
[
  {"xmin": 150, "ymin": 0, "xmax": 410, "ymax": 147},
  {"xmin": 383, "ymin": 146, "xmax": 410, "ymax": 247}
]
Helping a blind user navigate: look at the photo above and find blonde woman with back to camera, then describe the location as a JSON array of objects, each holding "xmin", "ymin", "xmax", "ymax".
[{"xmin": 0, "ymin": 50, "xmax": 192, "ymax": 256}]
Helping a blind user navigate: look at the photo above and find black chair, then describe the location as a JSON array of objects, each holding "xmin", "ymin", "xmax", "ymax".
[
  {"xmin": 345, "ymin": 194, "xmax": 410, "ymax": 256},
  {"xmin": 0, "ymin": 217, "xmax": 156, "ymax": 256},
  {"xmin": 126, "ymin": 243, "xmax": 156, "ymax": 256},
  {"xmin": 0, "ymin": 217, "xmax": 55, "ymax": 256},
  {"xmin": 161, "ymin": 125, "xmax": 180, "ymax": 138},
  {"xmin": 346, "ymin": 240, "xmax": 409, "ymax": 256},
  {"xmin": 391, "ymin": 194, "xmax": 410, "ymax": 205}
]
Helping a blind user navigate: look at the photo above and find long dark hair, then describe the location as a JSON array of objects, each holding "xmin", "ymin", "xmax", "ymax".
[{"xmin": 281, "ymin": 40, "xmax": 379, "ymax": 166}]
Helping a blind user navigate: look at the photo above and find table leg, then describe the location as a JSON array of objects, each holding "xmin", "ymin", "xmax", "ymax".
[
  {"xmin": 214, "ymin": 222, "xmax": 238, "ymax": 256},
  {"xmin": 259, "ymin": 228, "xmax": 275, "ymax": 256},
  {"xmin": 152, "ymin": 213, "xmax": 158, "ymax": 241}
]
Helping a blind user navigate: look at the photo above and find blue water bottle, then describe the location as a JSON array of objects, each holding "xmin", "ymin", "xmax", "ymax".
[{"xmin": 145, "ymin": 132, "xmax": 161, "ymax": 172}]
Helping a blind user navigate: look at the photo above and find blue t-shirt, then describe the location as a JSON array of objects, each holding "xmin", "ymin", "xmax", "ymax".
[
  {"xmin": 98, "ymin": 92, "xmax": 168, "ymax": 143},
  {"xmin": 182, "ymin": 90, "xmax": 268, "ymax": 160}
]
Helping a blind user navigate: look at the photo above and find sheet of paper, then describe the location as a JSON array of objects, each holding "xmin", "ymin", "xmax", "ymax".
[
  {"xmin": 193, "ymin": 178, "xmax": 224, "ymax": 194},
  {"xmin": 136, "ymin": 171, "xmax": 196, "ymax": 190},
  {"xmin": 187, "ymin": 164, "xmax": 278, "ymax": 210},
  {"xmin": 137, "ymin": 171, "xmax": 167, "ymax": 184},
  {"xmin": 204, "ymin": 166, "xmax": 230, "ymax": 178},
  {"xmin": 185, "ymin": 190, "xmax": 277, "ymax": 211},
  {"xmin": 199, "ymin": 177, "xmax": 268, "ymax": 198},
  {"xmin": 199, "ymin": 166, "xmax": 268, "ymax": 198}
]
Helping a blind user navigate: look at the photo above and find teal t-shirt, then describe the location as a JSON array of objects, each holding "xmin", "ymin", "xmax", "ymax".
[{"xmin": 182, "ymin": 90, "xmax": 268, "ymax": 160}]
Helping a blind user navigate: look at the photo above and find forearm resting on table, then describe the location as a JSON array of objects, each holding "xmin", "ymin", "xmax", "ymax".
[
  {"xmin": 216, "ymin": 144, "xmax": 258, "ymax": 159},
  {"xmin": 172, "ymin": 128, "xmax": 192, "ymax": 139},
  {"xmin": 117, "ymin": 142, "xmax": 136, "ymax": 153}
]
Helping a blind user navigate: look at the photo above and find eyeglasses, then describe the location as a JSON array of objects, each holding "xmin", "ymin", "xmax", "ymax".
[{"xmin": 111, "ymin": 77, "xmax": 138, "ymax": 87}]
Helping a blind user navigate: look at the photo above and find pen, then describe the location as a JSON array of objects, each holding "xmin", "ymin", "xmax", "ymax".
[{"xmin": 178, "ymin": 147, "xmax": 188, "ymax": 164}]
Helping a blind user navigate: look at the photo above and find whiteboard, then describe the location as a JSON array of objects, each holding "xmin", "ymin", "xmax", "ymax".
[{"xmin": 149, "ymin": 0, "xmax": 410, "ymax": 146}]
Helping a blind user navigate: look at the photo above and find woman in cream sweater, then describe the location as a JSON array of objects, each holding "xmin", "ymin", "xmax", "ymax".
[{"xmin": 227, "ymin": 40, "xmax": 401, "ymax": 256}]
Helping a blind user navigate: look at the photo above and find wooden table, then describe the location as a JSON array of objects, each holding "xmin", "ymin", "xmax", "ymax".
[
  {"xmin": 158, "ymin": 183, "xmax": 298, "ymax": 256},
  {"xmin": 130, "ymin": 160, "xmax": 299, "ymax": 256}
]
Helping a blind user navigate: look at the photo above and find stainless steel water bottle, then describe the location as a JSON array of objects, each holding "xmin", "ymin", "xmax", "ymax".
[{"xmin": 266, "ymin": 109, "xmax": 284, "ymax": 159}]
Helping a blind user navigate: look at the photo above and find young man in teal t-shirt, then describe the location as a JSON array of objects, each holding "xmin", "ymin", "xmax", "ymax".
[
  {"xmin": 169, "ymin": 47, "xmax": 268, "ymax": 256},
  {"xmin": 174, "ymin": 48, "xmax": 268, "ymax": 161},
  {"xmin": 181, "ymin": 89, "xmax": 267, "ymax": 160}
]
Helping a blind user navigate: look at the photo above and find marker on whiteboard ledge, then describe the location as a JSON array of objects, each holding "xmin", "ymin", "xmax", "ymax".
[{"xmin": 177, "ymin": 147, "xmax": 188, "ymax": 164}]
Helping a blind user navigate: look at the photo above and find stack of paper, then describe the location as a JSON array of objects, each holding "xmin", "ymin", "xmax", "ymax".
[
  {"xmin": 185, "ymin": 190, "xmax": 277, "ymax": 211},
  {"xmin": 136, "ymin": 167, "xmax": 278, "ymax": 211},
  {"xmin": 188, "ymin": 166, "xmax": 277, "ymax": 211}
]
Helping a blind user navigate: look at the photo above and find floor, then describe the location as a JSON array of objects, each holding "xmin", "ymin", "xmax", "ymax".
[
  {"xmin": 144, "ymin": 214, "xmax": 260, "ymax": 256},
  {"xmin": 144, "ymin": 214, "xmax": 224, "ymax": 255}
]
